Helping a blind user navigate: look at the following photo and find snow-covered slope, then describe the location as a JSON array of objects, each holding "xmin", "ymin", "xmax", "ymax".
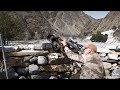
[
  {"xmin": 101, "ymin": 29, "xmax": 118, "ymax": 44},
  {"xmin": 75, "ymin": 29, "xmax": 120, "ymax": 52}
]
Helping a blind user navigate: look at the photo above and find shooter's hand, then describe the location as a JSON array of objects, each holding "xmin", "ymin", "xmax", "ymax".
[{"xmin": 60, "ymin": 39, "xmax": 67, "ymax": 47}]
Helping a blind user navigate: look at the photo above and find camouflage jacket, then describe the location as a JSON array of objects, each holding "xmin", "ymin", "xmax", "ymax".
[{"xmin": 64, "ymin": 47, "xmax": 105, "ymax": 79}]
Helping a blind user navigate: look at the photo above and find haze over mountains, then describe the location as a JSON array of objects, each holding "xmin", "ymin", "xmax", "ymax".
[{"xmin": 0, "ymin": 11, "xmax": 120, "ymax": 39}]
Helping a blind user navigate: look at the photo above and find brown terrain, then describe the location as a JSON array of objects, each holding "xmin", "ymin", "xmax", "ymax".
[{"xmin": 0, "ymin": 11, "xmax": 120, "ymax": 39}]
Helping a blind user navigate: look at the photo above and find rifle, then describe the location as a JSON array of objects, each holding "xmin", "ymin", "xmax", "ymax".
[
  {"xmin": 47, "ymin": 35, "xmax": 84, "ymax": 54},
  {"xmin": 66, "ymin": 39, "xmax": 84, "ymax": 54}
]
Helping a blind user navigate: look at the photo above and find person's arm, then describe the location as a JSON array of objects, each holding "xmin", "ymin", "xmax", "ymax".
[{"xmin": 64, "ymin": 46, "xmax": 84, "ymax": 63}]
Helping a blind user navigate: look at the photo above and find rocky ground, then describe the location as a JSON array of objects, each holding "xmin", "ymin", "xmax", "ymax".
[
  {"xmin": 1, "ymin": 51, "xmax": 120, "ymax": 79},
  {"xmin": 0, "ymin": 51, "xmax": 79, "ymax": 79},
  {"xmin": 1, "ymin": 41, "xmax": 120, "ymax": 79}
]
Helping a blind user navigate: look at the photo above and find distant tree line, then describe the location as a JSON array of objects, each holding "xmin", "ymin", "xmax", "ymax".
[
  {"xmin": 0, "ymin": 12, "xmax": 26, "ymax": 45},
  {"xmin": 0, "ymin": 12, "xmax": 37, "ymax": 45}
]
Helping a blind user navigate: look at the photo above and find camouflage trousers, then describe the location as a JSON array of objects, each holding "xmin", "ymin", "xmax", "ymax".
[
  {"xmin": 70, "ymin": 65, "xmax": 105, "ymax": 79},
  {"xmin": 79, "ymin": 66, "xmax": 105, "ymax": 79}
]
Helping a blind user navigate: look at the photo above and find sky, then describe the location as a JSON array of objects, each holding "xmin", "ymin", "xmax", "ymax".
[{"xmin": 84, "ymin": 11, "xmax": 110, "ymax": 19}]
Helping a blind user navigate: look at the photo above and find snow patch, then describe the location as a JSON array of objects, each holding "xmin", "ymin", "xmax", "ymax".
[{"xmin": 101, "ymin": 29, "xmax": 119, "ymax": 44}]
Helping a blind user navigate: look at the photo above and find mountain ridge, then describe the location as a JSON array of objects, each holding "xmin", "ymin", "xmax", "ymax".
[
  {"xmin": 1, "ymin": 11, "xmax": 120, "ymax": 40},
  {"xmin": 5, "ymin": 11, "xmax": 101, "ymax": 39}
]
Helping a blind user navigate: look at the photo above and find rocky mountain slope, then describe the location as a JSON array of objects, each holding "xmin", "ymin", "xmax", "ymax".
[
  {"xmin": 40, "ymin": 11, "xmax": 100, "ymax": 36},
  {"xmin": 0, "ymin": 11, "xmax": 101, "ymax": 39},
  {"xmin": 96, "ymin": 11, "xmax": 120, "ymax": 32},
  {"xmin": 1, "ymin": 11, "xmax": 120, "ymax": 40}
]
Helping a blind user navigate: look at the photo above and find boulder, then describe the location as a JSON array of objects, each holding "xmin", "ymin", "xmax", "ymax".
[
  {"xmin": 37, "ymin": 56, "xmax": 47, "ymax": 65},
  {"xmin": 30, "ymin": 56, "xmax": 38, "ymax": 63},
  {"xmin": 112, "ymin": 63, "xmax": 117, "ymax": 67},
  {"xmin": 19, "ymin": 76, "xmax": 26, "ymax": 79},
  {"xmin": 100, "ymin": 56, "xmax": 108, "ymax": 61},
  {"xmin": 49, "ymin": 76, "xmax": 58, "ymax": 79},
  {"xmin": 107, "ymin": 60, "xmax": 118, "ymax": 63},
  {"xmin": 109, "ymin": 63, "xmax": 119, "ymax": 70},
  {"xmin": 110, "ymin": 66, "xmax": 119, "ymax": 70},
  {"xmin": 102, "ymin": 62, "xmax": 112, "ymax": 70},
  {"xmin": 47, "ymin": 53, "xmax": 71, "ymax": 65},
  {"xmin": 24, "ymin": 56, "xmax": 33, "ymax": 62},
  {"xmin": 28, "ymin": 64, "xmax": 39, "ymax": 74},
  {"xmin": 117, "ymin": 61, "xmax": 120, "ymax": 65},
  {"xmin": 16, "ymin": 67, "xmax": 29, "ymax": 76},
  {"xmin": 108, "ymin": 53, "xmax": 118, "ymax": 60},
  {"xmin": 47, "ymin": 53, "xmax": 58, "ymax": 62},
  {"xmin": 111, "ymin": 69, "xmax": 120, "ymax": 79},
  {"xmin": 31, "ymin": 75, "xmax": 41, "ymax": 79}
]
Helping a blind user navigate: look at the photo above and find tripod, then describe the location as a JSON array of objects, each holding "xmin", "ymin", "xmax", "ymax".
[{"xmin": 0, "ymin": 33, "xmax": 8, "ymax": 79}]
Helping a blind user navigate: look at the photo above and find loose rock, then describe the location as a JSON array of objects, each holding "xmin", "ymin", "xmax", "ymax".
[
  {"xmin": 16, "ymin": 67, "xmax": 29, "ymax": 76},
  {"xmin": 49, "ymin": 76, "xmax": 58, "ymax": 79},
  {"xmin": 31, "ymin": 75, "xmax": 41, "ymax": 79},
  {"xmin": 112, "ymin": 63, "xmax": 117, "ymax": 67},
  {"xmin": 24, "ymin": 56, "xmax": 33, "ymax": 62},
  {"xmin": 28, "ymin": 64, "xmax": 39, "ymax": 74},
  {"xmin": 37, "ymin": 56, "xmax": 47, "ymax": 65},
  {"xmin": 30, "ymin": 56, "xmax": 38, "ymax": 63},
  {"xmin": 19, "ymin": 76, "xmax": 26, "ymax": 79},
  {"xmin": 117, "ymin": 61, "xmax": 120, "ymax": 65},
  {"xmin": 107, "ymin": 60, "xmax": 118, "ymax": 63},
  {"xmin": 47, "ymin": 53, "xmax": 71, "ymax": 65},
  {"xmin": 110, "ymin": 66, "xmax": 119, "ymax": 70},
  {"xmin": 111, "ymin": 69, "xmax": 120, "ymax": 79}
]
